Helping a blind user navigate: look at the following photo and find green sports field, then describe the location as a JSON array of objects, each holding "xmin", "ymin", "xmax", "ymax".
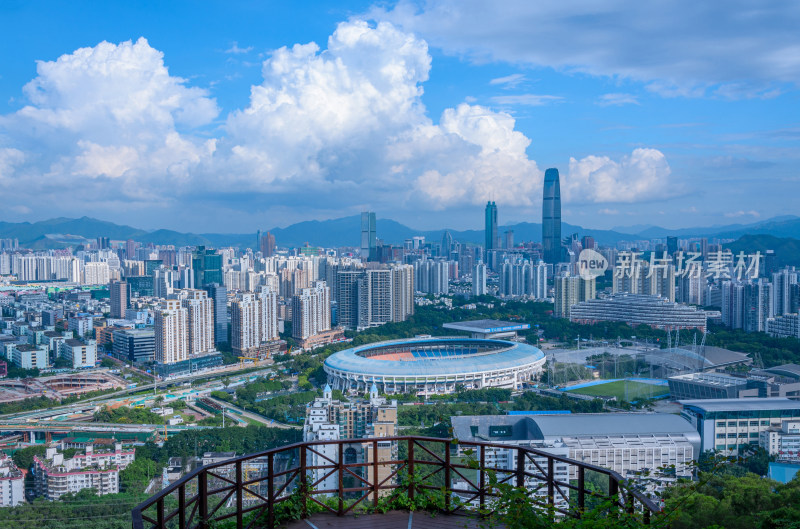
[{"xmin": 566, "ymin": 380, "xmax": 669, "ymax": 401}]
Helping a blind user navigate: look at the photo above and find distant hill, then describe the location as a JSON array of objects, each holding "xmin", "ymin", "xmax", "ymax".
[
  {"xmin": 725, "ymin": 234, "xmax": 800, "ymax": 268},
  {"xmin": 3, "ymin": 214, "xmax": 800, "ymax": 251}
]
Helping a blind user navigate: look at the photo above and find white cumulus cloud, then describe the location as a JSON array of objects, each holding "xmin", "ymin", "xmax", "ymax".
[
  {"xmin": 0, "ymin": 21, "xmax": 675, "ymax": 226},
  {"xmin": 565, "ymin": 148, "xmax": 673, "ymax": 203},
  {"xmin": 0, "ymin": 37, "xmax": 218, "ymax": 202}
]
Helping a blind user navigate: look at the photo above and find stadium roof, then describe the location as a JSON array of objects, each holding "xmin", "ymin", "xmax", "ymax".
[
  {"xmin": 442, "ymin": 319, "xmax": 530, "ymax": 333},
  {"xmin": 452, "ymin": 413, "xmax": 698, "ymax": 443},
  {"xmin": 679, "ymin": 398, "xmax": 800, "ymax": 413},
  {"xmin": 324, "ymin": 338, "xmax": 544, "ymax": 377}
]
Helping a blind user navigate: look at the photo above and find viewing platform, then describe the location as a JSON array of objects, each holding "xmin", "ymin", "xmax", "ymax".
[{"xmin": 132, "ymin": 436, "xmax": 659, "ymax": 529}]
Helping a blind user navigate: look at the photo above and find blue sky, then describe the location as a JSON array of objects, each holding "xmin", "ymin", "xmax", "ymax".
[{"xmin": 0, "ymin": 0, "xmax": 798, "ymax": 234}]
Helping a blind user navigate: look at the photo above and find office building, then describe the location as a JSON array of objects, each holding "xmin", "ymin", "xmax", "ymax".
[
  {"xmin": 10, "ymin": 344, "xmax": 48, "ymax": 370},
  {"xmin": 441, "ymin": 231, "xmax": 454, "ymax": 256},
  {"xmin": 680, "ymin": 398, "xmax": 800, "ymax": 454},
  {"xmin": 360, "ymin": 212, "xmax": 377, "ymax": 262},
  {"xmin": 109, "ymin": 279, "xmax": 129, "ymax": 319},
  {"xmin": 112, "ymin": 328, "xmax": 155, "ymax": 363},
  {"xmin": 192, "ymin": 247, "xmax": 223, "ymax": 289},
  {"xmin": 58, "ymin": 339, "xmax": 97, "ymax": 369},
  {"xmin": 204, "ymin": 284, "xmax": 228, "ymax": 345},
  {"xmin": 542, "ymin": 168, "xmax": 562, "ymax": 264},
  {"xmin": 472, "ymin": 262, "xmax": 487, "ymax": 296},
  {"xmin": 484, "ymin": 201, "xmax": 498, "ymax": 263},
  {"xmin": 258, "ymin": 231, "xmax": 276, "ymax": 257},
  {"xmin": 569, "ymin": 293, "xmax": 707, "ymax": 331}
]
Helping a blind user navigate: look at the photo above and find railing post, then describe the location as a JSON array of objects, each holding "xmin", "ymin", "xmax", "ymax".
[
  {"xmin": 268, "ymin": 453, "xmax": 275, "ymax": 529},
  {"xmin": 157, "ymin": 498, "xmax": 164, "ymax": 529},
  {"xmin": 609, "ymin": 476, "xmax": 619, "ymax": 508},
  {"xmin": 547, "ymin": 458, "xmax": 555, "ymax": 508},
  {"xmin": 178, "ymin": 484, "xmax": 185, "ymax": 529},
  {"xmin": 577, "ymin": 466, "xmax": 585, "ymax": 517},
  {"xmin": 516, "ymin": 447, "xmax": 525, "ymax": 488},
  {"xmin": 236, "ymin": 460, "xmax": 243, "ymax": 529},
  {"xmin": 627, "ymin": 490, "xmax": 635, "ymax": 515},
  {"xmin": 199, "ymin": 471, "xmax": 208, "ymax": 529},
  {"xmin": 444, "ymin": 440, "xmax": 451, "ymax": 512},
  {"xmin": 300, "ymin": 445, "xmax": 308, "ymax": 518},
  {"xmin": 479, "ymin": 446, "xmax": 486, "ymax": 512},
  {"xmin": 372, "ymin": 439, "xmax": 379, "ymax": 507},
  {"xmin": 338, "ymin": 442, "xmax": 344, "ymax": 516},
  {"xmin": 408, "ymin": 439, "xmax": 415, "ymax": 504}
]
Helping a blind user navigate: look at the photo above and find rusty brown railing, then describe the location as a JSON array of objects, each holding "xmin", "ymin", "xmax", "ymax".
[{"xmin": 131, "ymin": 436, "xmax": 659, "ymax": 529}]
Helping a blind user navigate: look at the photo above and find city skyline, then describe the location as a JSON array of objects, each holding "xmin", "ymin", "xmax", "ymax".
[{"xmin": 1, "ymin": 2, "xmax": 798, "ymax": 233}]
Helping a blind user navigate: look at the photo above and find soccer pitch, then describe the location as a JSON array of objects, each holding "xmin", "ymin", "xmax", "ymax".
[{"xmin": 566, "ymin": 380, "xmax": 669, "ymax": 401}]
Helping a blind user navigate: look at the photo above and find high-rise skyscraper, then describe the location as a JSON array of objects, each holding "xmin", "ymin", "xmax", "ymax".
[
  {"xmin": 204, "ymin": 283, "xmax": 228, "ymax": 345},
  {"xmin": 542, "ymin": 168, "xmax": 562, "ymax": 265},
  {"xmin": 484, "ymin": 201, "xmax": 498, "ymax": 260},
  {"xmin": 260, "ymin": 232, "xmax": 276, "ymax": 257},
  {"xmin": 472, "ymin": 262, "xmax": 487, "ymax": 296},
  {"xmin": 180, "ymin": 289, "xmax": 216, "ymax": 356},
  {"xmin": 109, "ymin": 280, "xmax": 129, "ymax": 319},
  {"xmin": 361, "ymin": 212, "xmax": 377, "ymax": 261},
  {"xmin": 154, "ymin": 299, "xmax": 188, "ymax": 364},
  {"xmin": 192, "ymin": 247, "xmax": 223, "ymax": 288}
]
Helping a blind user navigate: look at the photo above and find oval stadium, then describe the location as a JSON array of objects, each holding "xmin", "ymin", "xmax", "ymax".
[{"xmin": 324, "ymin": 337, "xmax": 546, "ymax": 395}]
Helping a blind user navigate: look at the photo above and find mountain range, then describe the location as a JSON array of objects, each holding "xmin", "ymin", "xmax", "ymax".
[{"xmin": 2, "ymin": 214, "xmax": 800, "ymax": 250}]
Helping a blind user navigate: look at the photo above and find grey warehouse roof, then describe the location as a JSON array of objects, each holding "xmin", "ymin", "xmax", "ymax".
[
  {"xmin": 324, "ymin": 337, "xmax": 544, "ymax": 378},
  {"xmin": 452, "ymin": 413, "xmax": 698, "ymax": 443},
  {"xmin": 679, "ymin": 398, "xmax": 800, "ymax": 413},
  {"xmin": 442, "ymin": 319, "xmax": 531, "ymax": 333}
]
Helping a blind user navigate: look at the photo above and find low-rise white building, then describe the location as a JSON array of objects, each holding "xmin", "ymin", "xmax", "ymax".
[
  {"xmin": 0, "ymin": 453, "xmax": 24, "ymax": 507},
  {"xmin": 58, "ymin": 339, "xmax": 97, "ymax": 368},
  {"xmin": 11, "ymin": 343, "xmax": 49, "ymax": 369},
  {"xmin": 32, "ymin": 444, "xmax": 135, "ymax": 500},
  {"xmin": 760, "ymin": 420, "xmax": 800, "ymax": 463},
  {"xmin": 452, "ymin": 413, "xmax": 699, "ymax": 488}
]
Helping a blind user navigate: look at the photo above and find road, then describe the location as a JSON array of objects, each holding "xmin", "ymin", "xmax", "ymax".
[{"xmin": 205, "ymin": 396, "xmax": 300, "ymax": 430}]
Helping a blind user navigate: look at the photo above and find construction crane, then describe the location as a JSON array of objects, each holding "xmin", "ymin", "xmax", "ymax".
[{"xmin": 238, "ymin": 356, "xmax": 259, "ymax": 367}]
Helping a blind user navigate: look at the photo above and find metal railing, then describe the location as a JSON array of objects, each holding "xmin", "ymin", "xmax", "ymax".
[{"xmin": 132, "ymin": 436, "xmax": 660, "ymax": 529}]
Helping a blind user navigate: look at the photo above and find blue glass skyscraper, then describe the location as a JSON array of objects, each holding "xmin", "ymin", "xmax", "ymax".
[{"xmin": 542, "ymin": 168, "xmax": 562, "ymax": 264}]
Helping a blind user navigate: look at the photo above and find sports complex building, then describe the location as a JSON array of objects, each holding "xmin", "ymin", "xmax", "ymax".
[{"xmin": 323, "ymin": 337, "xmax": 546, "ymax": 395}]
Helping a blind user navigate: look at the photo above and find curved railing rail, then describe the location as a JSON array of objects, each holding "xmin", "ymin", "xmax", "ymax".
[{"xmin": 131, "ymin": 436, "xmax": 660, "ymax": 529}]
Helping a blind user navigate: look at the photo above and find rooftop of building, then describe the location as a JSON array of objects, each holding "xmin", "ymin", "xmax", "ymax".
[
  {"xmin": 669, "ymin": 372, "xmax": 748, "ymax": 387},
  {"xmin": 114, "ymin": 328, "xmax": 154, "ymax": 337},
  {"xmin": 442, "ymin": 319, "xmax": 531, "ymax": 333},
  {"xmin": 680, "ymin": 397, "xmax": 800, "ymax": 413},
  {"xmin": 452, "ymin": 412, "xmax": 698, "ymax": 443}
]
